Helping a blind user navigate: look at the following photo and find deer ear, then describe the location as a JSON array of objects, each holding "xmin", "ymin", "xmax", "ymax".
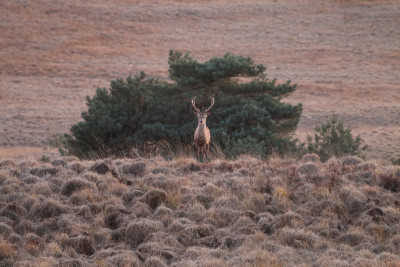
[{"xmin": 205, "ymin": 111, "xmax": 211, "ymax": 117}]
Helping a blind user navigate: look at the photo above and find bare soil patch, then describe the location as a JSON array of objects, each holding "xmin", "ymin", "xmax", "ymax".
[{"xmin": 0, "ymin": 0, "xmax": 399, "ymax": 160}]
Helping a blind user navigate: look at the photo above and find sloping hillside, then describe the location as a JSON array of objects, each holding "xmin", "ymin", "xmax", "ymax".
[
  {"xmin": 1, "ymin": 0, "xmax": 399, "ymax": 161},
  {"xmin": 0, "ymin": 155, "xmax": 399, "ymax": 266}
]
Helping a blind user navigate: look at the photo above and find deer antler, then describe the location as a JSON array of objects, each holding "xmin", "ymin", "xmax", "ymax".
[
  {"xmin": 191, "ymin": 96, "xmax": 201, "ymax": 113},
  {"xmin": 192, "ymin": 96, "xmax": 215, "ymax": 114},
  {"xmin": 204, "ymin": 96, "xmax": 215, "ymax": 113}
]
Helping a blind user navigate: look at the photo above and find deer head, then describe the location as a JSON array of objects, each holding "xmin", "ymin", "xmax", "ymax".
[{"xmin": 191, "ymin": 96, "xmax": 215, "ymax": 125}]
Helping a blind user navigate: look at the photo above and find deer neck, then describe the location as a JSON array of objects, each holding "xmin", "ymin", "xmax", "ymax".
[{"xmin": 197, "ymin": 122, "xmax": 207, "ymax": 132}]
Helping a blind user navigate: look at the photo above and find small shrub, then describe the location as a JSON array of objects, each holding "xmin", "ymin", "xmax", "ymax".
[
  {"xmin": 51, "ymin": 159, "xmax": 68, "ymax": 167},
  {"xmin": 342, "ymin": 156, "xmax": 363, "ymax": 166},
  {"xmin": 111, "ymin": 229, "xmax": 125, "ymax": 242},
  {"xmin": 273, "ymin": 211, "xmax": 303, "ymax": 229},
  {"xmin": 340, "ymin": 187, "xmax": 368, "ymax": 214},
  {"xmin": 257, "ymin": 215, "xmax": 274, "ymax": 235},
  {"xmin": 0, "ymin": 159, "xmax": 16, "ymax": 168},
  {"xmin": 0, "ymin": 203, "xmax": 25, "ymax": 224},
  {"xmin": 152, "ymin": 205, "xmax": 173, "ymax": 221},
  {"xmin": 108, "ymin": 182, "xmax": 129, "ymax": 196},
  {"xmin": 241, "ymin": 192, "xmax": 269, "ymax": 213},
  {"xmin": 67, "ymin": 235, "xmax": 95, "ymax": 256},
  {"xmin": 222, "ymin": 235, "xmax": 245, "ymax": 249},
  {"xmin": 377, "ymin": 252, "xmax": 400, "ymax": 265},
  {"xmin": 119, "ymin": 162, "xmax": 147, "ymax": 177},
  {"xmin": 122, "ymin": 189, "xmax": 143, "ymax": 204},
  {"xmin": 296, "ymin": 162, "xmax": 319, "ymax": 176},
  {"xmin": 132, "ymin": 202, "xmax": 152, "ymax": 218},
  {"xmin": 392, "ymin": 158, "xmax": 400, "ymax": 166},
  {"xmin": 209, "ymin": 207, "xmax": 241, "ymax": 228},
  {"xmin": 30, "ymin": 166, "xmax": 58, "ymax": 177},
  {"xmin": 151, "ymin": 167, "xmax": 169, "ymax": 175},
  {"xmin": 145, "ymin": 256, "xmax": 167, "ymax": 267},
  {"xmin": 61, "ymin": 178, "xmax": 93, "ymax": 196},
  {"xmin": 231, "ymin": 216, "xmax": 258, "ymax": 235},
  {"xmin": 143, "ymin": 189, "xmax": 167, "ymax": 210},
  {"xmin": 185, "ymin": 203, "xmax": 207, "ymax": 222},
  {"xmin": 89, "ymin": 161, "xmax": 114, "ymax": 175},
  {"xmin": 14, "ymin": 220, "xmax": 33, "ymax": 236},
  {"xmin": 22, "ymin": 175, "xmax": 39, "ymax": 185},
  {"xmin": 125, "ymin": 219, "xmax": 163, "ymax": 248},
  {"xmin": 213, "ymin": 196, "xmax": 241, "ymax": 209},
  {"xmin": 196, "ymin": 194, "xmax": 214, "ymax": 209},
  {"xmin": 215, "ymin": 161, "xmax": 236, "ymax": 173},
  {"xmin": 379, "ymin": 173, "xmax": 400, "ymax": 192},
  {"xmin": 366, "ymin": 224, "xmax": 393, "ymax": 242},
  {"xmin": 80, "ymin": 171, "xmax": 101, "ymax": 183},
  {"xmin": 390, "ymin": 235, "xmax": 400, "ymax": 252},
  {"xmin": 178, "ymin": 224, "xmax": 213, "ymax": 246},
  {"xmin": 301, "ymin": 153, "xmax": 320, "ymax": 163},
  {"xmin": 66, "ymin": 161, "xmax": 86, "ymax": 174},
  {"xmin": 31, "ymin": 182, "xmax": 53, "ymax": 197},
  {"xmin": 34, "ymin": 217, "xmax": 59, "ymax": 237},
  {"xmin": 44, "ymin": 242, "xmax": 63, "ymax": 258},
  {"xmin": 277, "ymin": 228, "xmax": 316, "ymax": 249},
  {"xmin": 107, "ymin": 252, "xmax": 142, "ymax": 267},
  {"xmin": 337, "ymin": 232, "xmax": 365, "ymax": 246},
  {"xmin": 70, "ymin": 189, "xmax": 95, "ymax": 206},
  {"xmin": 104, "ymin": 211, "xmax": 126, "ymax": 230},
  {"xmin": 31, "ymin": 198, "xmax": 66, "ymax": 219},
  {"xmin": 0, "ymin": 240, "xmax": 15, "ymax": 260},
  {"xmin": 57, "ymin": 259, "xmax": 84, "ymax": 267},
  {"xmin": 344, "ymin": 193, "xmax": 368, "ymax": 214},
  {"xmin": 24, "ymin": 233, "xmax": 45, "ymax": 255},
  {"xmin": 0, "ymin": 223, "xmax": 13, "ymax": 239},
  {"xmin": 307, "ymin": 116, "xmax": 361, "ymax": 162},
  {"xmin": 366, "ymin": 207, "xmax": 384, "ymax": 217},
  {"xmin": 76, "ymin": 205, "xmax": 92, "ymax": 218},
  {"xmin": 137, "ymin": 241, "xmax": 162, "ymax": 257}
]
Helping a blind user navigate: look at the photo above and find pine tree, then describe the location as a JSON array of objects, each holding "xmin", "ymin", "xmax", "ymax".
[
  {"xmin": 306, "ymin": 116, "xmax": 362, "ymax": 161},
  {"xmin": 64, "ymin": 50, "xmax": 302, "ymax": 158}
]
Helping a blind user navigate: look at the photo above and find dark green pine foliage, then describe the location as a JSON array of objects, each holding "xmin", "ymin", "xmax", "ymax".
[
  {"xmin": 65, "ymin": 50, "xmax": 302, "ymax": 158},
  {"xmin": 306, "ymin": 116, "xmax": 362, "ymax": 162}
]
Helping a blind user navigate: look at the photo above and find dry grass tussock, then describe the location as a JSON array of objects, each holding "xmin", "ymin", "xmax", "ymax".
[{"xmin": 0, "ymin": 154, "xmax": 399, "ymax": 266}]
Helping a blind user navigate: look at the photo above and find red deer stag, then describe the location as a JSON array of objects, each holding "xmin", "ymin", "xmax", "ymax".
[{"xmin": 191, "ymin": 96, "xmax": 215, "ymax": 161}]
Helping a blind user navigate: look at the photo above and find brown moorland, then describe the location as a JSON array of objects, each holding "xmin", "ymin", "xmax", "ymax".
[
  {"xmin": 0, "ymin": 0, "xmax": 399, "ymax": 161},
  {"xmin": 0, "ymin": 154, "xmax": 400, "ymax": 266}
]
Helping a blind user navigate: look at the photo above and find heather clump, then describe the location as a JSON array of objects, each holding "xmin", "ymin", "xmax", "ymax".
[
  {"xmin": 31, "ymin": 198, "xmax": 66, "ymax": 219},
  {"xmin": 125, "ymin": 219, "xmax": 164, "ymax": 248},
  {"xmin": 30, "ymin": 165, "xmax": 58, "ymax": 177},
  {"xmin": 378, "ymin": 171, "xmax": 400, "ymax": 192},
  {"xmin": 142, "ymin": 189, "xmax": 167, "ymax": 210},
  {"xmin": 301, "ymin": 153, "xmax": 320, "ymax": 163},
  {"xmin": 66, "ymin": 235, "xmax": 95, "ymax": 256},
  {"xmin": 119, "ymin": 162, "xmax": 147, "ymax": 177},
  {"xmin": 66, "ymin": 161, "xmax": 86, "ymax": 174},
  {"xmin": 51, "ymin": 159, "xmax": 68, "ymax": 167},
  {"xmin": 61, "ymin": 178, "xmax": 94, "ymax": 196},
  {"xmin": 277, "ymin": 228, "xmax": 317, "ymax": 249},
  {"xmin": 0, "ymin": 223, "xmax": 13, "ymax": 240},
  {"xmin": 0, "ymin": 240, "xmax": 15, "ymax": 261}
]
